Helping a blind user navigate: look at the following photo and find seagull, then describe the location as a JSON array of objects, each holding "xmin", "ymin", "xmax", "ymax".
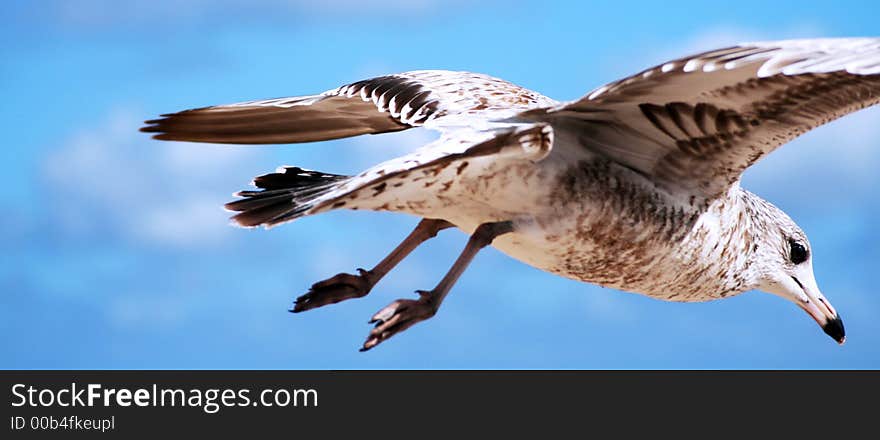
[{"xmin": 142, "ymin": 38, "xmax": 880, "ymax": 351}]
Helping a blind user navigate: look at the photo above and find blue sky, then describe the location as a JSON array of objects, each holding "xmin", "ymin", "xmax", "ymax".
[{"xmin": 2, "ymin": 0, "xmax": 880, "ymax": 369}]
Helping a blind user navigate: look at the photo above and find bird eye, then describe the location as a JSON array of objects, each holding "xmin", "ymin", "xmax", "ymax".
[{"xmin": 788, "ymin": 239, "xmax": 809, "ymax": 265}]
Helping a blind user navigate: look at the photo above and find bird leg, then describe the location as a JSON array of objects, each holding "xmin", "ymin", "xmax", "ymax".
[
  {"xmin": 292, "ymin": 218, "xmax": 453, "ymax": 313},
  {"xmin": 361, "ymin": 220, "xmax": 514, "ymax": 351}
]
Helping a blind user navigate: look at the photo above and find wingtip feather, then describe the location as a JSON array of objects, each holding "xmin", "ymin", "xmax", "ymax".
[{"xmin": 139, "ymin": 125, "xmax": 161, "ymax": 133}]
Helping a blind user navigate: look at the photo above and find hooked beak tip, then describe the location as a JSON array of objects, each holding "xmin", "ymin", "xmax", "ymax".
[{"xmin": 822, "ymin": 315, "xmax": 846, "ymax": 345}]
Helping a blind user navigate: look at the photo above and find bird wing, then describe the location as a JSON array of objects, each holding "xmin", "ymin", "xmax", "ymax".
[
  {"xmin": 527, "ymin": 38, "xmax": 880, "ymax": 201},
  {"xmin": 141, "ymin": 70, "xmax": 556, "ymax": 144},
  {"xmin": 292, "ymin": 123, "xmax": 553, "ymax": 219}
]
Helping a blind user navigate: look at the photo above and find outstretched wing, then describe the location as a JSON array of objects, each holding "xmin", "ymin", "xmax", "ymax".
[
  {"xmin": 223, "ymin": 123, "xmax": 554, "ymax": 228},
  {"xmin": 529, "ymin": 38, "xmax": 880, "ymax": 200},
  {"xmin": 141, "ymin": 70, "xmax": 556, "ymax": 144}
]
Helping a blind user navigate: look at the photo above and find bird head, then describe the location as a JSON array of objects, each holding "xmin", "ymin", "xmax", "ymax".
[{"xmin": 750, "ymin": 203, "xmax": 844, "ymax": 345}]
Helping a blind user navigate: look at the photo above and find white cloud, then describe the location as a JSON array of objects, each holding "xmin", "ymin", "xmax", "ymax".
[
  {"xmin": 136, "ymin": 199, "xmax": 232, "ymax": 248},
  {"xmin": 161, "ymin": 141, "xmax": 251, "ymax": 179},
  {"xmin": 43, "ymin": 108, "xmax": 262, "ymax": 249},
  {"xmin": 41, "ymin": 103, "xmax": 440, "ymax": 251}
]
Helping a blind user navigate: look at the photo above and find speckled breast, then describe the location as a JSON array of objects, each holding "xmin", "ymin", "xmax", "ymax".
[{"xmin": 449, "ymin": 155, "xmax": 746, "ymax": 302}]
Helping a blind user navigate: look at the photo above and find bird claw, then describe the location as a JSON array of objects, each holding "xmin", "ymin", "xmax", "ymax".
[
  {"xmin": 361, "ymin": 292, "xmax": 436, "ymax": 351},
  {"xmin": 292, "ymin": 270, "xmax": 373, "ymax": 313}
]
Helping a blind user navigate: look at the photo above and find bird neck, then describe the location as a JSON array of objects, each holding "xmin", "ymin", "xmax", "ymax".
[{"xmin": 679, "ymin": 184, "xmax": 763, "ymax": 297}]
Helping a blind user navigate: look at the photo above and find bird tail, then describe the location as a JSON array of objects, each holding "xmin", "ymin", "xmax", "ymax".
[{"xmin": 224, "ymin": 167, "xmax": 351, "ymax": 228}]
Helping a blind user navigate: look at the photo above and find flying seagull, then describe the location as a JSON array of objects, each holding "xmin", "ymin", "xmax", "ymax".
[{"xmin": 142, "ymin": 38, "xmax": 880, "ymax": 351}]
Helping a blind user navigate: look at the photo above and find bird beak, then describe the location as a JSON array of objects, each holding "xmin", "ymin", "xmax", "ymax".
[
  {"xmin": 798, "ymin": 289, "xmax": 845, "ymax": 345},
  {"xmin": 763, "ymin": 274, "xmax": 845, "ymax": 345}
]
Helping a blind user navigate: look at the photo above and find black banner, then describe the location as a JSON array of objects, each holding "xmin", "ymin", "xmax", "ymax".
[{"xmin": 2, "ymin": 371, "xmax": 877, "ymax": 437}]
